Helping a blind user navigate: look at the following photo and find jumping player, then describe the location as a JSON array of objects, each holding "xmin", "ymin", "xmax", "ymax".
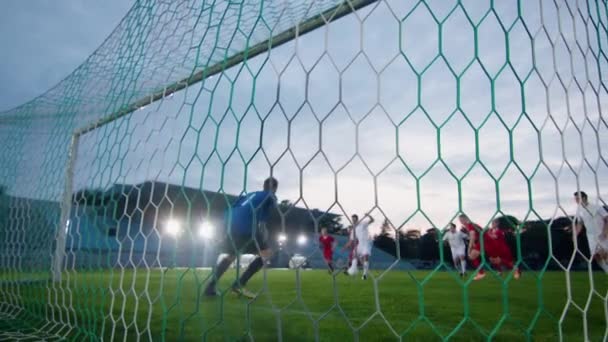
[
  {"xmin": 342, "ymin": 224, "xmax": 357, "ymax": 275},
  {"xmin": 319, "ymin": 227, "xmax": 336, "ymax": 273},
  {"xmin": 458, "ymin": 214, "xmax": 486, "ymax": 280},
  {"xmin": 443, "ymin": 223, "xmax": 468, "ymax": 277},
  {"xmin": 573, "ymin": 191, "xmax": 608, "ymax": 273},
  {"xmin": 484, "ymin": 217, "xmax": 521, "ymax": 279},
  {"xmin": 347, "ymin": 213, "xmax": 374, "ymax": 280},
  {"xmin": 204, "ymin": 177, "xmax": 278, "ymax": 299}
]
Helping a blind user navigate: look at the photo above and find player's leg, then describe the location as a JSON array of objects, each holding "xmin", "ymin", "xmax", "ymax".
[
  {"xmin": 502, "ymin": 251, "xmax": 519, "ymax": 278},
  {"xmin": 205, "ymin": 231, "xmax": 238, "ymax": 296},
  {"xmin": 362, "ymin": 254, "xmax": 370, "ymax": 280},
  {"xmin": 234, "ymin": 248, "xmax": 269, "ymax": 287},
  {"xmin": 324, "ymin": 252, "xmax": 334, "ymax": 273},
  {"xmin": 498, "ymin": 245, "xmax": 521, "ymax": 279},
  {"xmin": 359, "ymin": 242, "xmax": 371, "ymax": 279},
  {"xmin": 591, "ymin": 239, "xmax": 608, "ymax": 273},
  {"xmin": 488, "ymin": 256, "xmax": 502, "ymax": 275},
  {"xmin": 593, "ymin": 247, "xmax": 608, "ymax": 273},
  {"xmin": 452, "ymin": 257, "xmax": 459, "ymax": 272},
  {"xmin": 459, "ymin": 254, "xmax": 467, "ymax": 276},
  {"xmin": 469, "ymin": 248, "xmax": 485, "ymax": 280},
  {"xmin": 450, "ymin": 248, "xmax": 457, "ymax": 271},
  {"xmin": 485, "ymin": 242, "xmax": 502, "ymax": 275},
  {"xmin": 344, "ymin": 247, "xmax": 353, "ymax": 275},
  {"xmin": 453, "ymin": 248, "xmax": 466, "ymax": 276},
  {"xmin": 232, "ymin": 229, "xmax": 271, "ymax": 298},
  {"xmin": 348, "ymin": 245, "xmax": 360, "ymax": 276},
  {"xmin": 348, "ymin": 255, "xmax": 359, "ymax": 275},
  {"xmin": 205, "ymin": 253, "xmax": 236, "ymax": 296},
  {"xmin": 597, "ymin": 257, "xmax": 608, "ymax": 273},
  {"xmin": 499, "ymin": 249, "xmax": 514, "ymax": 269},
  {"xmin": 513, "ymin": 263, "xmax": 521, "ymax": 279},
  {"xmin": 468, "ymin": 248, "xmax": 480, "ymax": 269},
  {"xmin": 601, "ymin": 246, "xmax": 608, "ymax": 273}
]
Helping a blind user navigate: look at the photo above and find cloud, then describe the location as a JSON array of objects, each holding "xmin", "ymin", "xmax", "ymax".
[
  {"xmin": 0, "ymin": 1, "xmax": 133, "ymax": 112},
  {"xmin": 4, "ymin": 1, "xmax": 607, "ymax": 235}
]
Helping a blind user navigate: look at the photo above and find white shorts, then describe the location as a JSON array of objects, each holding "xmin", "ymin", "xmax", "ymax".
[
  {"xmin": 451, "ymin": 247, "xmax": 465, "ymax": 259},
  {"xmin": 356, "ymin": 241, "xmax": 372, "ymax": 256},
  {"xmin": 588, "ymin": 236, "xmax": 608, "ymax": 256}
]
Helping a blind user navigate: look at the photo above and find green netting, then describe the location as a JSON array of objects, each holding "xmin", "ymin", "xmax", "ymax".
[{"xmin": 1, "ymin": 0, "xmax": 607, "ymax": 340}]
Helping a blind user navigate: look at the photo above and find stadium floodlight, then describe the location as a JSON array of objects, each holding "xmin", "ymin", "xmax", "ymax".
[
  {"xmin": 165, "ymin": 219, "xmax": 182, "ymax": 237},
  {"xmin": 198, "ymin": 222, "xmax": 214, "ymax": 240},
  {"xmin": 278, "ymin": 233, "xmax": 287, "ymax": 243},
  {"xmin": 297, "ymin": 234, "xmax": 307, "ymax": 246}
]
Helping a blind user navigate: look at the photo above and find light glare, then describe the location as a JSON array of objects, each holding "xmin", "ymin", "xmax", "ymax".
[
  {"xmin": 278, "ymin": 233, "xmax": 287, "ymax": 243},
  {"xmin": 165, "ymin": 219, "xmax": 181, "ymax": 237},
  {"xmin": 297, "ymin": 234, "xmax": 307, "ymax": 246},
  {"xmin": 199, "ymin": 222, "xmax": 214, "ymax": 240}
]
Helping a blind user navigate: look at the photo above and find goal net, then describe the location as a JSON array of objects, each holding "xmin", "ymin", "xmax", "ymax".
[{"xmin": 0, "ymin": 0, "xmax": 607, "ymax": 340}]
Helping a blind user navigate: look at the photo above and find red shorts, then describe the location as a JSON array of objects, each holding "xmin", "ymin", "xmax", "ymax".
[
  {"xmin": 323, "ymin": 249, "xmax": 333, "ymax": 262},
  {"xmin": 486, "ymin": 245, "xmax": 512, "ymax": 259}
]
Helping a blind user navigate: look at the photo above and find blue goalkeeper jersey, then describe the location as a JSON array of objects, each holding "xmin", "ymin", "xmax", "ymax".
[{"xmin": 227, "ymin": 191, "xmax": 276, "ymax": 235}]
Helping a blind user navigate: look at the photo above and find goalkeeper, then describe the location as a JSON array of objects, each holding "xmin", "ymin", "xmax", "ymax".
[{"xmin": 204, "ymin": 177, "xmax": 278, "ymax": 299}]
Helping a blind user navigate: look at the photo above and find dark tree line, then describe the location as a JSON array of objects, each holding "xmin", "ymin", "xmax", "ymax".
[{"xmin": 72, "ymin": 185, "xmax": 345, "ymax": 236}]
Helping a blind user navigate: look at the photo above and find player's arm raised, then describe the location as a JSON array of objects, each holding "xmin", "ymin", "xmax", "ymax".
[{"xmin": 364, "ymin": 213, "xmax": 375, "ymax": 224}]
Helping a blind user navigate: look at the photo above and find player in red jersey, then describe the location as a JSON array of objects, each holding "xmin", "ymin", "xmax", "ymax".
[
  {"xmin": 319, "ymin": 227, "xmax": 336, "ymax": 273},
  {"xmin": 484, "ymin": 218, "xmax": 521, "ymax": 279},
  {"xmin": 458, "ymin": 214, "xmax": 486, "ymax": 280}
]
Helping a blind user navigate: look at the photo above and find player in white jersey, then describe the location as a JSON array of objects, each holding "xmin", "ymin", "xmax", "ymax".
[
  {"xmin": 573, "ymin": 191, "xmax": 608, "ymax": 273},
  {"xmin": 443, "ymin": 223, "xmax": 468, "ymax": 277},
  {"xmin": 346, "ymin": 213, "xmax": 374, "ymax": 279}
]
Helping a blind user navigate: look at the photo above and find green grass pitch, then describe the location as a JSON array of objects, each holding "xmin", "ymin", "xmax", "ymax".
[{"xmin": 2, "ymin": 268, "xmax": 607, "ymax": 341}]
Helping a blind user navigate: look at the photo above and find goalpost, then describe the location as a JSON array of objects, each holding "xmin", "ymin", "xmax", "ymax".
[{"xmin": 1, "ymin": 0, "xmax": 607, "ymax": 340}]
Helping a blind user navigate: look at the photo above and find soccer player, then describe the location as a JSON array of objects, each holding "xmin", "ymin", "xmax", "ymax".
[
  {"xmin": 484, "ymin": 218, "xmax": 521, "ymax": 279},
  {"xmin": 458, "ymin": 214, "xmax": 486, "ymax": 280},
  {"xmin": 341, "ymin": 224, "xmax": 357, "ymax": 275},
  {"xmin": 573, "ymin": 191, "xmax": 608, "ymax": 273},
  {"xmin": 319, "ymin": 227, "xmax": 336, "ymax": 273},
  {"xmin": 204, "ymin": 177, "xmax": 278, "ymax": 299},
  {"xmin": 347, "ymin": 213, "xmax": 374, "ymax": 280},
  {"xmin": 443, "ymin": 223, "xmax": 468, "ymax": 277}
]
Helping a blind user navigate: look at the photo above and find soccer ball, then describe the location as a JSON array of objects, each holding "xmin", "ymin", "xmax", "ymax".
[{"xmin": 347, "ymin": 265, "xmax": 358, "ymax": 276}]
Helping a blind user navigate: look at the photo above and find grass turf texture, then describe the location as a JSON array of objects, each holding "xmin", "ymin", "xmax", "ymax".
[{"xmin": 1, "ymin": 269, "xmax": 606, "ymax": 341}]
